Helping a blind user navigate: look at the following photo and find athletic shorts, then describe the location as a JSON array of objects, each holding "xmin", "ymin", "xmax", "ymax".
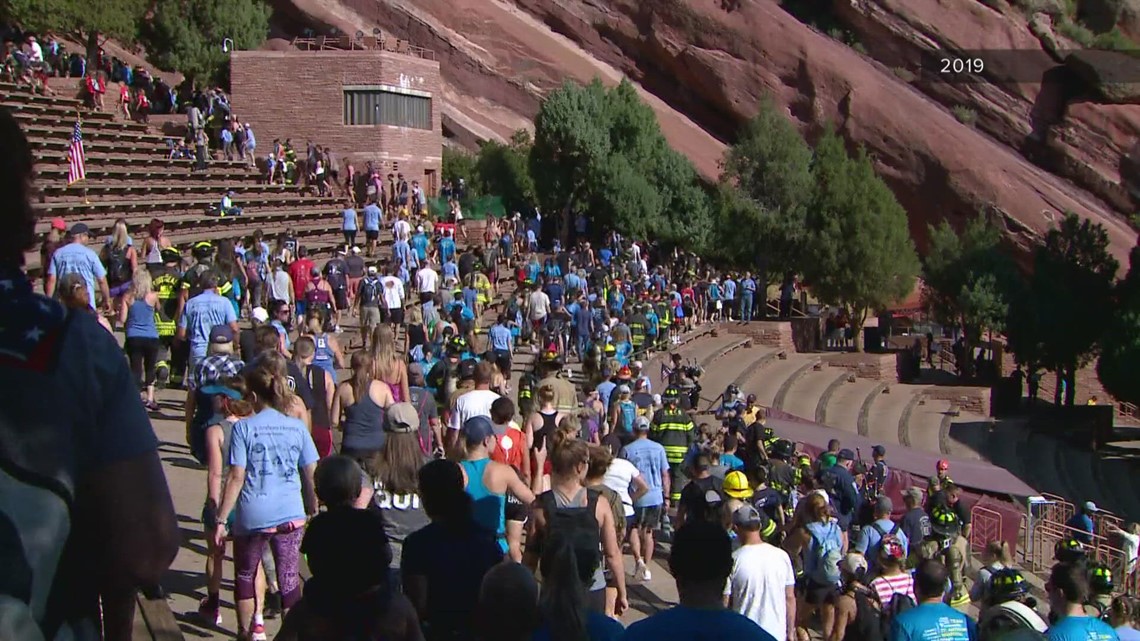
[
  {"xmin": 386, "ymin": 307, "xmax": 405, "ymax": 325},
  {"xmin": 295, "ymin": 300, "xmax": 307, "ymax": 317},
  {"xmin": 365, "ymin": 229, "xmax": 380, "ymax": 242},
  {"xmin": 634, "ymin": 505, "xmax": 663, "ymax": 530},
  {"xmin": 361, "ymin": 306, "xmax": 382, "ymax": 329},
  {"xmin": 109, "ymin": 281, "xmax": 132, "ymax": 298},
  {"xmin": 796, "ymin": 576, "xmax": 837, "ymax": 605},
  {"xmin": 333, "ymin": 288, "xmax": 348, "ymax": 311},
  {"xmin": 505, "ymin": 493, "xmax": 528, "ymax": 523}
]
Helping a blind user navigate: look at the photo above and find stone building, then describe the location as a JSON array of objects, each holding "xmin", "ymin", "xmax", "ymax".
[{"xmin": 230, "ymin": 38, "xmax": 443, "ymax": 194}]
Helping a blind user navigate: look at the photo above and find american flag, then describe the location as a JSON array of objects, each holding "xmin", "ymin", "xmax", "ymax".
[{"xmin": 67, "ymin": 119, "xmax": 86, "ymax": 185}]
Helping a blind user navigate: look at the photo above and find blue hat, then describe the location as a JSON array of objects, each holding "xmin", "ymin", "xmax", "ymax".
[
  {"xmin": 462, "ymin": 416, "xmax": 496, "ymax": 446},
  {"xmin": 200, "ymin": 384, "xmax": 242, "ymax": 400}
]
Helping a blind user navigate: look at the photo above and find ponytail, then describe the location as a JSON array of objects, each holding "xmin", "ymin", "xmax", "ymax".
[{"xmin": 245, "ymin": 351, "xmax": 294, "ymax": 413}]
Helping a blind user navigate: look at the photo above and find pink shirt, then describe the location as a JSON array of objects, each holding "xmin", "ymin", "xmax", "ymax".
[{"xmin": 871, "ymin": 573, "xmax": 915, "ymax": 606}]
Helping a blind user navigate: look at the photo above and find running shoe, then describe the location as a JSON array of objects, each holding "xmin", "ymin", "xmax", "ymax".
[
  {"xmin": 641, "ymin": 564, "xmax": 652, "ymax": 582},
  {"xmin": 250, "ymin": 623, "xmax": 267, "ymax": 641},
  {"xmin": 196, "ymin": 598, "xmax": 222, "ymax": 626},
  {"xmin": 263, "ymin": 591, "xmax": 283, "ymax": 619},
  {"xmin": 631, "ymin": 559, "xmax": 645, "ymax": 578}
]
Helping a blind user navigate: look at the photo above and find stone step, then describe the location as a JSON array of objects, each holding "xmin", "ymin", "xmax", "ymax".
[
  {"xmin": 780, "ymin": 365, "xmax": 849, "ymax": 423},
  {"xmin": 746, "ymin": 354, "xmax": 819, "ymax": 409},
  {"xmin": 693, "ymin": 343, "xmax": 779, "ymax": 410},
  {"xmin": 824, "ymin": 377, "xmax": 886, "ymax": 435},
  {"xmin": 904, "ymin": 396, "xmax": 955, "ymax": 455},
  {"xmin": 864, "ymin": 385, "xmax": 928, "ymax": 449},
  {"xmin": 943, "ymin": 411, "xmax": 990, "ymax": 460}
]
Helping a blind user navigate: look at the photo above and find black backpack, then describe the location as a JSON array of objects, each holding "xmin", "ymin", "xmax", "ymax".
[
  {"xmin": 880, "ymin": 587, "xmax": 916, "ymax": 637},
  {"xmin": 104, "ymin": 246, "xmax": 132, "ymax": 286},
  {"xmin": 540, "ymin": 489, "xmax": 602, "ymax": 585},
  {"xmin": 850, "ymin": 586, "xmax": 885, "ymax": 641},
  {"xmin": 358, "ymin": 277, "xmax": 380, "ymax": 307}
]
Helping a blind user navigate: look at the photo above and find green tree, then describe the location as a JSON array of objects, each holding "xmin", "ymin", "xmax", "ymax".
[
  {"xmin": 920, "ymin": 215, "xmax": 1019, "ymax": 375},
  {"xmin": 804, "ymin": 129, "xmax": 920, "ymax": 351},
  {"xmin": 1007, "ymin": 212, "xmax": 1118, "ymax": 406},
  {"xmin": 442, "ymin": 147, "xmax": 478, "ymax": 190},
  {"xmin": 1097, "ymin": 243, "xmax": 1140, "ymax": 405},
  {"xmin": 719, "ymin": 98, "xmax": 815, "ymax": 281},
  {"xmin": 529, "ymin": 78, "xmax": 713, "ymax": 250},
  {"xmin": 4, "ymin": 0, "xmax": 147, "ymax": 58},
  {"xmin": 144, "ymin": 0, "xmax": 269, "ymax": 84},
  {"xmin": 473, "ymin": 130, "xmax": 535, "ymax": 214}
]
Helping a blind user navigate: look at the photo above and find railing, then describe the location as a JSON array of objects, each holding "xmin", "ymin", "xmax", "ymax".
[
  {"xmin": 290, "ymin": 35, "xmax": 437, "ymax": 61},
  {"xmin": 969, "ymin": 504, "xmax": 1005, "ymax": 555}
]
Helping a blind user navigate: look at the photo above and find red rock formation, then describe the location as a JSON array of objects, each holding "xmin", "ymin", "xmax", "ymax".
[{"xmin": 269, "ymin": 0, "xmax": 1138, "ymax": 262}]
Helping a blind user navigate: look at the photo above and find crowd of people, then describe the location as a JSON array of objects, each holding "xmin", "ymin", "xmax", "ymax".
[{"xmin": 8, "ymin": 95, "xmax": 1140, "ymax": 641}]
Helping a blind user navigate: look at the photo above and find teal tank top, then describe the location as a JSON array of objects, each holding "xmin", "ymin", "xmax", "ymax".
[{"xmin": 460, "ymin": 458, "xmax": 507, "ymax": 553}]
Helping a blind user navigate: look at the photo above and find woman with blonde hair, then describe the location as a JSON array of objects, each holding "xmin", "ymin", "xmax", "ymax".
[
  {"xmin": 971, "ymin": 539, "xmax": 1013, "ymax": 604},
  {"xmin": 784, "ymin": 491, "xmax": 841, "ymax": 640},
  {"xmin": 124, "ymin": 267, "xmax": 161, "ymax": 410},
  {"xmin": 332, "ymin": 351, "xmax": 396, "ymax": 471},
  {"xmin": 370, "ymin": 324, "xmax": 410, "ymax": 403},
  {"xmin": 58, "ymin": 272, "xmax": 113, "ymax": 333},
  {"xmin": 101, "ymin": 218, "xmax": 137, "ymax": 326},
  {"xmin": 302, "ymin": 310, "xmax": 344, "ymax": 384}
]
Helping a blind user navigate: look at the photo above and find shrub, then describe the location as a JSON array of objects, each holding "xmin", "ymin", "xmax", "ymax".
[
  {"xmin": 952, "ymin": 105, "xmax": 977, "ymax": 125},
  {"xmin": 893, "ymin": 67, "xmax": 917, "ymax": 82}
]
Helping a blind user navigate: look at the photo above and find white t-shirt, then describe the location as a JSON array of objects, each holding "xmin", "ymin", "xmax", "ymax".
[
  {"xmin": 450, "ymin": 389, "xmax": 501, "ymax": 431},
  {"xmin": 1119, "ymin": 530, "xmax": 1140, "ymax": 573},
  {"xmin": 416, "ymin": 267, "xmax": 439, "ymax": 294},
  {"xmin": 528, "ymin": 291, "xmax": 551, "ymax": 320},
  {"xmin": 725, "ymin": 543, "xmax": 795, "ymax": 641},
  {"xmin": 380, "ymin": 276, "xmax": 404, "ymax": 310},
  {"xmin": 602, "ymin": 458, "xmax": 640, "ymax": 517},
  {"xmin": 393, "ymin": 219, "xmax": 411, "ymax": 241}
]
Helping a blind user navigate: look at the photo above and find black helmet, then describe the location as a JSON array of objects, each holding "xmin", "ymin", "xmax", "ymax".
[
  {"xmin": 989, "ymin": 568, "xmax": 1031, "ymax": 603},
  {"xmin": 761, "ymin": 426, "xmax": 777, "ymax": 441},
  {"xmin": 770, "ymin": 439, "xmax": 794, "ymax": 460},
  {"xmin": 662, "ymin": 386, "xmax": 680, "ymax": 403},
  {"xmin": 930, "ymin": 504, "xmax": 961, "ymax": 537},
  {"xmin": 446, "ymin": 335, "xmax": 468, "ymax": 356},
  {"xmin": 160, "ymin": 247, "xmax": 182, "ymax": 264},
  {"xmin": 1054, "ymin": 538, "xmax": 1086, "ymax": 564},
  {"xmin": 191, "ymin": 240, "xmax": 214, "ymax": 260},
  {"xmin": 726, "ymin": 384, "xmax": 740, "ymax": 398},
  {"xmin": 1088, "ymin": 562, "xmax": 1114, "ymax": 594}
]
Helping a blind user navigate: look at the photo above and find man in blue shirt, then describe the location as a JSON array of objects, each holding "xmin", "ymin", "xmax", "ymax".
[
  {"xmin": 177, "ymin": 270, "xmax": 239, "ymax": 370},
  {"xmin": 573, "ymin": 296, "xmax": 594, "ymax": 360},
  {"xmin": 854, "ymin": 496, "xmax": 909, "ymax": 575},
  {"xmin": 488, "ymin": 314, "xmax": 513, "ymax": 370},
  {"xmin": 723, "ymin": 276, "xmax": 737, "ymax": 321},
  {"xmin": 741, "ymin": 273, "xmax": 757, "ymax": 322},
  {"xmin": 439, "ymin": 229, "xmax": 456, "ymax": 263},
  {"xmin": 1064, "ymin": 501, "xmax": 1097, "ymax": 545},
  {"xmin": 362, "ymin": 199, "xmax": 382, "ymax": 256},
  {"xmin": 45, "ymin": 223, "xmax": 110, "ymax": 311},
  {"xmin": 621, "ymin": 416, "xmax": 670, "ymax": 582},
  {"xmin": 891, "ymin": 559, "xmax": 978, "ymax": 641},
  {"xmin": 1046, "ymin": 561, "xmax": 1119, "ymax": 641}
]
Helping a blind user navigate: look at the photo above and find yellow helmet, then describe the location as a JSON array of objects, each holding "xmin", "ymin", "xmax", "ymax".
[{"xmin": 724, "ymin": 471, "xmax": 753, "ymax": 499}]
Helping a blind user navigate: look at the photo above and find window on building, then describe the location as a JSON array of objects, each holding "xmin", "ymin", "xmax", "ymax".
[{"xmin": 343, "ymin": 88, "xmax": 432, "ymax": 129}]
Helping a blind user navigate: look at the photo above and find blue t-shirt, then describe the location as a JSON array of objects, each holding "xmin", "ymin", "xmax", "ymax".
[
  {"xmin": 49, "ymin": 242, "xmax": 107, "ymax": 309},
  {"xmin": 178, "ymin": 292, "xmax": 238, "ymax": 360},
  {"xmin": 891, "ymin": 603, "xmax": 978, "ymax": 641},
  {"xmin": 342, "ymin": 208, "xmax": 357, "ymax": 231},
  {"xmin": 533, "ymin": 611, "xmax": 623, "ymax": 641},
  {"xmin": 228, "ymin": 408, "xmax": 319, "ymax": 533},
  {"xmin": 742, "ymin": 278, "xmax": 757, "ymax": 294},
  {"xmin": 411, "ymin": 234, "xmax": 430, "ymax": 261},
  {"xmin": 1116, "ymin": 626, "xmax": 1140, "ymax": 641},
  {"xmin": 597, "ymin": 381, "xmax": 617, "ymax": 413},
  {"xmin": 1047, "ymin": 616, "xmax": 1119, "ymax": 641},
  {"xmin": 723, "ymin": 280, "xmax": 737, "ymax": 299},
  {"xmin": 621, "ymin": 438, "xmax": 669, "ymax": 507},
  {"xmin": 598, "ymin": 248, "xmax": 612, "ymax": 266},
  {"xmin": 1065, "ymin": 513, "xmax": 1094, "ymax": 545},
  {"xmin": 489, "ymin": 324, "xmax": 512, "ymax": 351},
  {"xmin": 362, "ymin": 204, "xmax": 382, "ymax": 231},
  {"xmin": 442, "ymin": 260, "xmax": 459, "ymax": 280},
  {"xmin": 855, "ymin": 518, "xmax": 910, "ymax": 573},
  {"xmin": 708, "ymin": 283, "xmax": 722, "ymax": 301},
  {"xmin": 440, "ymin": 237, "xmax": 456, "ymax": 262},
  {"xmin": 622, "ymin": 606, "xmax": 776, "ymax": 641},
  {"xmin": 721, "ymin": 453, "xmax": 745, "ymax": 471}
]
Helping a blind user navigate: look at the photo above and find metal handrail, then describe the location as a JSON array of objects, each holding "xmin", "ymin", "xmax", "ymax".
[{"xmin": 289, "ymin": 36, "xmax": 437, "ymax": 61}]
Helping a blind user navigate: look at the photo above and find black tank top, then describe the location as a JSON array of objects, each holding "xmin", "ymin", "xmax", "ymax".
[
  {"xmin": 307, "ymin": 365, "xmax": 331, "ymax": 428},
  {"xmin": 535, "ymin": 410, "xmax": 558, "ymax": 451}
]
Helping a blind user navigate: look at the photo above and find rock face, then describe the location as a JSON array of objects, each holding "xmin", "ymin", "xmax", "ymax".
[{"xmin": 271, "ymin": 0, "xmax": 1138, "ymax": 262}]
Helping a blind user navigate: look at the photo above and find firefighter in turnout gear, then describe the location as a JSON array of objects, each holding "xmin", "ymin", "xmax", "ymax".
[
  {"xmin": 766, "ymin": 439, "xmax": 797, "ymax": 504},
  {"xmin": 650, "ymin": 385, "xmax": 695, "ymax": 503},
  {"xmin": 919, "ymin": 502, "xmax": 970, "ymax": 608},
  {"xmin": 152, "ymin": 247, "xmax": 184, "ymax": 386},
  {"xmin": 655, "ymin": 300, "xmax": 671, "ymax": 349},
  {"xmin": 627, "ymin": 306, "xmax": 648, "ymax": 355},
  {"xmin": 1086, "ymin": 562, "xmax": 1115, "ymax": 620}
]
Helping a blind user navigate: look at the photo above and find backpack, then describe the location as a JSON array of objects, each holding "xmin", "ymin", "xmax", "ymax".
[
  {"xmin": 325, "ymin": 261, "xmax": 347, "ymax": 291},
  {"xmin": 358, "ymin": 277, "xmax": 380, "ymax": 307},
  {"xmin": 617, "ymin": 400, "xmax": 636, "ymax": 432},
  {"xmin": 540, "ymin": 489, "xmax": 602, "ymax": 585},
  {"xmin": 870, "ymin": 522, "xmax": 903, "ymax": 562},
  {"xmin": 244, "ymin": 258, "xmax": 264, "ymax": 285},
  {"xmin": 806, "ymin": 520, "xmax": 843, "ymax": 585},
  {"xmin": 105, "ymin": 245, "xmax": 132, "ymax": 286},
  {"xmin": 851, "ymin": 587, "xmax": 885, "ymax": 641},
  {"xmin": 879, "ymin": 587, "xmax": 916, "ymax": 637}
]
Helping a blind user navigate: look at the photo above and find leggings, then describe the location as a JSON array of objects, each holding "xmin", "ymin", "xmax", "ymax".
[
  {"xmin": 125, "ymin": 336, "xmax": 161, "ymax": 388},
  {"xmin": 233, "ymin": 526, "xmax": 304, "ymax": 608},
  {"xmin": 344, "ymin": 230, "xmax": 357, "ymax": 247}
]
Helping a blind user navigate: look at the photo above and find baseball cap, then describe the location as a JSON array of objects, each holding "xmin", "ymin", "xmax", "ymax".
[
  {"xmin": 875, "ymin": 496, "xmax": 894, "ymax": 514},
  {"xmin": 251, "ymin": 307, "xmax": 269, "ymax": 323},
  {"xmin": 386, "ymin": 403, "xmax": 420, "ymax": 433},
  {"xmin": 457, "ymin": 359, "xmax": 477, "ymax": 380},
  {"xmin": 50, "ymin": 217, "xmax": 66, "ymax": 231},
  {"xmin": 840, "ymin": 553, "xmax": 868, "ymax": 577},
  {"xmin": 199, "ymin": 384, "xmax": 242, "ymax": 400},
  {"xmin": 633, "ymin": 360, "xmax": 643, "ymax": 369},
  {"xmin": 837, "ymin": 448, "xmax": 856, "ymax": 461},
  {"xmin": 368, "ymin": 266, "xmax": 378, "ymax": 274},
  {"xmin": 1085, "ymin": 501, "xmax": 1099, "ymax": 513},
  {"xmin": 732, "ymin": 503, "xmax": 765, "ymax": 528},
  {"xmin": 209, "ymin": 325, "xmax": 235, "ymax": 343},
  {"xmin": 633, "ymin": 416, "xmax": 651, "ymax": 431},
  {"xmin": 903, "ymin": 487, "xmax": 924, "ymax": 502},
  {"xmin": 652, "ymin": 393, "xmax": 662, "ymax": 405},
  {"xmin": 617, "ymin": 384, "xmax": 631, "ymax": 395},
  {"xmin": 417, "ymin": 225, "xmax": 424, "ymax": 232},
  {"xmin": 69, "ymin": 222, "xmax": 90, "ymax": 236},
  {"xmin": 310, "ymin": 266, "xmax": 321, "ymax": 276},
  {"xmin": 462, "ymin": 416, "xmax": 496, "ymax": 446},
  {"xmin": 872, "ymin": 445, "xmax": 886, "ymax": 457},
  {"xmin": 352, "ymin": 246, "xmax": 361, "ymax": 254}
]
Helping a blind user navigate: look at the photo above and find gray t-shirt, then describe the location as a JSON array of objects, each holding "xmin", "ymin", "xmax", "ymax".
[{"xmin": 374, "ymin": 469, "xmax": 431, "ymax": 567}]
